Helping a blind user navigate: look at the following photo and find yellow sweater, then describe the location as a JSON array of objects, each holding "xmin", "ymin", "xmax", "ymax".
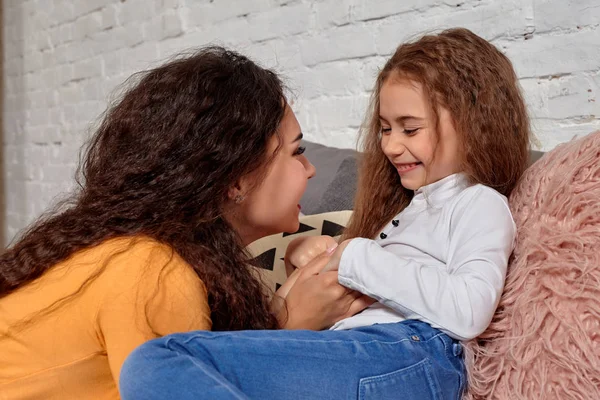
[{"xmin": 0, "ymin": 237, "xmax": 212, "ymax": 400}]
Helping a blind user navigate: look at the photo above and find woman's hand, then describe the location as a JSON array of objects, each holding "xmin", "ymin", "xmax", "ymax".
[
  {"xmin": 320, "ymin": 239, "xmax": 352, "ymax": 273},
  {"xmin": 272, "ymin": 251, "xmax": 375, "ymax": 330},
  {"xmin": 284, "ymin": 235, "xmax": 338, "ymax": 277}
]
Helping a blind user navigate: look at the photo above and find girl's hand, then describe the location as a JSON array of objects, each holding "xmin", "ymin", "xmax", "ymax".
[
  {"xmin": 272, "ymin": 251, "xmax": 375, "ymax": 330},
  {"xmin": 284, "ymin": 235, "xmax": 338, "ymax": 277},
  {"xmin": 320, "ymin": 239, "xmax": 352, "ymax": 273}
]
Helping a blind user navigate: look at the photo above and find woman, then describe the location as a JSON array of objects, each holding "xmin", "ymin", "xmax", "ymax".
[{"xmin": 0, "ymin": 47, "xmax": 369, "ymax": 399}]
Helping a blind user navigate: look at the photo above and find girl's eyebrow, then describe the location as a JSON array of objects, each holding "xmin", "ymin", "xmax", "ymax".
[
  {"xmin": 292, "ymin": 133, "xmax": 303, "ymax": 143},
  {"xmin": 379, "ymin": 115, "xmax": 424, "ymax": 123}
]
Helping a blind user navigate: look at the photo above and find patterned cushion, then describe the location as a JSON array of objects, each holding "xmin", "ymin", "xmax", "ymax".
[{"xmin": 247, "ymin": 211, "xmax": 352, "ymax": 295}]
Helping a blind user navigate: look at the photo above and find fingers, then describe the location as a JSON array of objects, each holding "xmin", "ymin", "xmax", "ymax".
[
  {"xmin": 299, "ymin": 251, "xmax": 332, "ymax": 275},
  {"xmin": 285, "ymin": 235, "xmax": 338, "ymax": 270},
  {"xmin": 275, "ymin": 267, "xmax": 302, "ymax": 299},
  {"xmin": 341, "ymin": 295, "xmax": 376, "ymax": 320},
  {"xmin": 320, "ymin": 239, "xmax": 351, "ymax": 273},
  {"xmin": 281, "ymin": 270, "xmax": 375, "ymax": 330},
  {"xmin": 320, "ymin": 257, "xmax": 339, "ymax": 273},
  {"xmin": 321, "ymin": 235, "xmax": 339, "ymax": 252},
  {"xmin": 316, "ymin": 271, "xmax": 348, "ymax": 295},
  {"xmin": 346, "ymin": 290, "xmax": 363, "ymax": 300},
  {"xmin": 315, "ymin": 272, "xmax": 366, "ymax": 306},
  {"xmin": 284, "ymin": 259, "xmax": 297, "ymax": 278},
  {"xmin": 278, "ymin": 253, "xmax": 334, "ymax": 300}
]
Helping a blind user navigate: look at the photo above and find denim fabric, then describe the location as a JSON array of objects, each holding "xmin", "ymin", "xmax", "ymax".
[{"xmin": 120, "ymin": 320, "xmax": 466, "ymax": 400}]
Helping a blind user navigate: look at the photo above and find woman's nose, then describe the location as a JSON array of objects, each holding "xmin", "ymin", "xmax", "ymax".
[{"xmin": 305, "ymin": 158, "xmax": 316, "ymax": 179}]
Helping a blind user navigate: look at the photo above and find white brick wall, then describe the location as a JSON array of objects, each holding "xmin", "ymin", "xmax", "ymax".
[{"xmin": 3, "ymin": 0, "xmax": 600, "ymax": 243}]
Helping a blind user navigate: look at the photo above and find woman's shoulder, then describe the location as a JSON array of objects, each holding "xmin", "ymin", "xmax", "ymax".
[
  {"xmin": 83, "ymin": 236, "xmax": 173, "ymax": 260},
  {"xmin": 90, "ymin": 236, "xmax": 212, "ymax": 335},
  {"xmin": 69, "ymin": 236, "xmax": 207, "ymax": 303},
  {"xmin": 75, "ymin": 236, "xmax": 183, "ymax": 273}
]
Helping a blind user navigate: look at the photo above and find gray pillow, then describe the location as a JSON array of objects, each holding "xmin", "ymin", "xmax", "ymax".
[
  {"xmin": 313, "ymin": 157, "xmax": 358, "ymax": 214},
  {"xmin": 299, "ymin": 141, "xmax": 357, "ymax": 215},
  {"xmin": 300, "ymin": 140, "xmax": 545, "ymax": 214}
]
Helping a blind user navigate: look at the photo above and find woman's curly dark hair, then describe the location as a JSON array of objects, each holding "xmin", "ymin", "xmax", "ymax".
[{"xmin": 0, "ymin": 46, "xmax": 287, "ymax": 331}]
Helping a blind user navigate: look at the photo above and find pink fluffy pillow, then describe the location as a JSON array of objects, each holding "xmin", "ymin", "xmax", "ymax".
[{"xmin": 465, "ymin": 131, "xmax": 600, "ymax": 399}]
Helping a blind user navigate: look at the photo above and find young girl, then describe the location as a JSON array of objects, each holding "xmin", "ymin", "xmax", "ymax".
[
  {"xmin": 0, "ymin": 47, "xmax": 368, "ymax": 399},
  {"xmin": 119, "ymin": 28, "xmax": 531, "ymax": 399}
]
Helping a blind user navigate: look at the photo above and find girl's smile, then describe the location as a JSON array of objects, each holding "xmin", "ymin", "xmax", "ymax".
[{"xmin": 394, "ymin": 162, "xmax": 422, "ymax": 174}]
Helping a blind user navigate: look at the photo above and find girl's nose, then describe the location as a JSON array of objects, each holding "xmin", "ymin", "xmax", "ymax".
[{"xmin": 381, "ymin": 132, "xmax": 406, "ymax": 158}]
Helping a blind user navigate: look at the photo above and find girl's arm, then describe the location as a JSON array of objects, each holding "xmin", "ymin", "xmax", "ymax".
[{"xmin": 334, "ymin": 189, "xmax": 515, "ymax": 341}]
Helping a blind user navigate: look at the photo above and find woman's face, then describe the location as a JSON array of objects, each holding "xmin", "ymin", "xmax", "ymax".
[{"xmin": 232, "ymin": 106, "xmax": 315, "ymax": 245}]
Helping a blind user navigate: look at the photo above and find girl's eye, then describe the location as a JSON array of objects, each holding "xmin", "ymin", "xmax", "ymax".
[
  {"xmin": 404, "ymin": 128, "xmax": 419, "ymax": 135},
  {"xmin": 294, "ymin": 146, "xmax": 306, "ymax": 156},
  {"xmin": 380, "ymin": 127, "xmax": 392, "ymax": 135}
]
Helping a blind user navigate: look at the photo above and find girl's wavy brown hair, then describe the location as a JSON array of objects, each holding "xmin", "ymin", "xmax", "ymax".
[
  {"xmin": 0, "ymin": 47, "xmax": 287, "ymax": 331},
  {"xmin": 344, "ymin": 28, "xmax": 531, "ymax": 240}
]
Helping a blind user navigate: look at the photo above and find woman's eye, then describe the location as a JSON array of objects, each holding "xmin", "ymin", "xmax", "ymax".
[
  {"xmin": 380, "ymin": 127, "xmax": 392, "ymax": 134},
  {"xmin": 404, "ymin": 128, "xmax": 419, "ymax": 135},
  {"xmin": 294, "ymin": 146, "xmax": 306, "ymax": 156}
]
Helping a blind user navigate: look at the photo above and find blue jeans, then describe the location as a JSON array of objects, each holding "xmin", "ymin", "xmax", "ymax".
[{"xmin": 120, "ymin": 320, "xmax": 466, "ymax": 400}]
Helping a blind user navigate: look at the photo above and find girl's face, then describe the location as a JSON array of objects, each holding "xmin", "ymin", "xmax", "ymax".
[
  {"xmin": 232, "ymin": 106, "xmax": 315, "ymax": 245},
  {"xmin": 379, "ymin": 77, "xmax": 461, "ymax": 191}
]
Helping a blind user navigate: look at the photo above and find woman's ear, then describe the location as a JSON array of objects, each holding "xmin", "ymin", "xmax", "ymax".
[{"xmin": 228, "ymin": 179, "xmax": 248, "ymax": 204}]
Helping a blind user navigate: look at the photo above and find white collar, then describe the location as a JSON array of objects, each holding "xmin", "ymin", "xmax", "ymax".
[{"xmin": 412, "ymin": 173, "xmax": 470, "ymax": 206}]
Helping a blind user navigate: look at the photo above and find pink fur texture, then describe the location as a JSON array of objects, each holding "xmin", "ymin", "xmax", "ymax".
[{"xmin": 464, "ymin": 131, "xmax": 600, "ymax": 400}]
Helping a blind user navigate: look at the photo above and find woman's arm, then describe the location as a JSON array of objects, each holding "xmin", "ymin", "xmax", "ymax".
[{"xmin": 96, "ymin": 240, "xmax": 211, "ymax": 387}]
